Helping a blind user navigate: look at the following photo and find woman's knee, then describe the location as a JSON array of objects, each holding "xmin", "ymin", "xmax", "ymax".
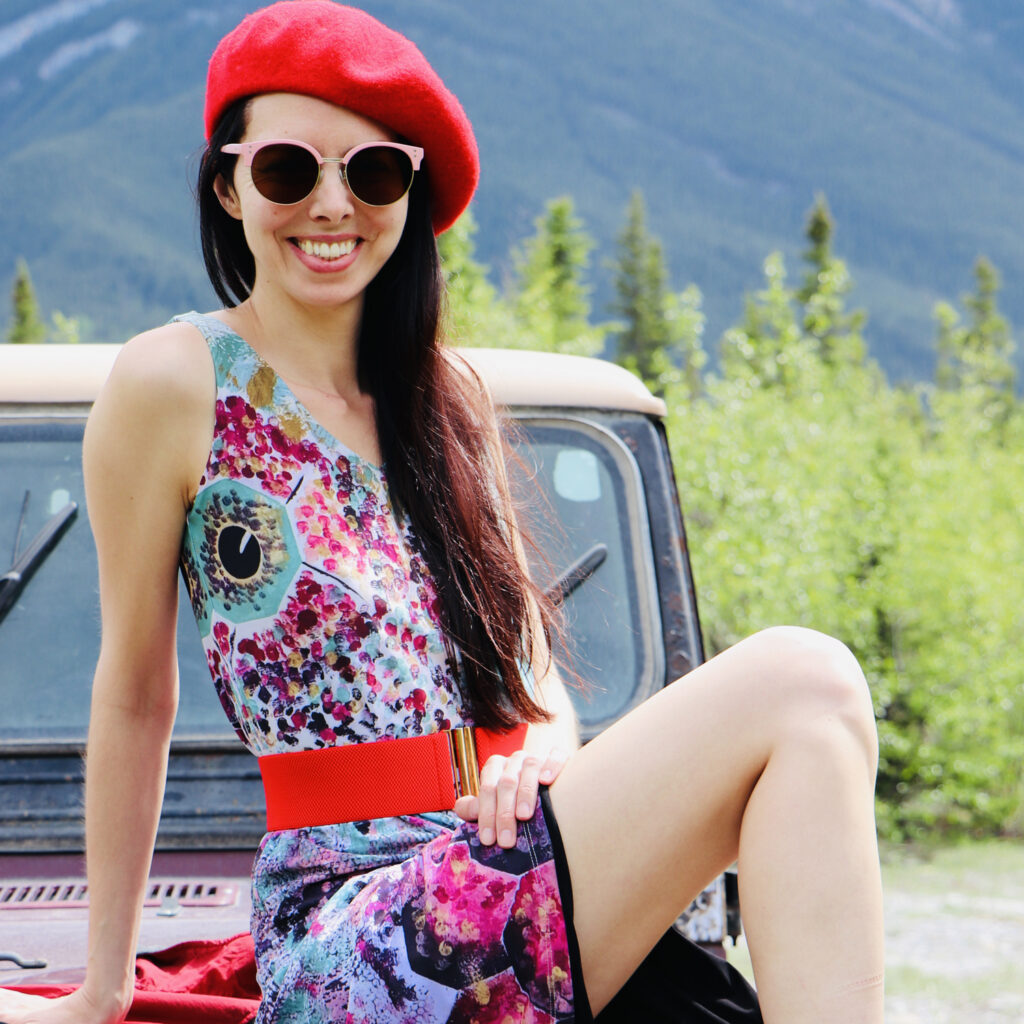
[{"xmin": 742, "ymin": 626, "xmax": 878, "ymax": 763}]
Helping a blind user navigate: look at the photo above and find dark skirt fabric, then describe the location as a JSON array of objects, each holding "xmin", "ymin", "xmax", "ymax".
[{"xmin": 539, "ymin": 789, "xmax": 763, "ymax": 1023}]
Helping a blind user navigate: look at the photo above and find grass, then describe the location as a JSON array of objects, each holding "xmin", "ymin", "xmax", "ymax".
[
  {"xmin": 879, "ymin": 837, "xmax": 1024, "ymax": 899},
  {"xmin": 725, "ymin": 839, "xmax": 1024, "ymax": 1021}
]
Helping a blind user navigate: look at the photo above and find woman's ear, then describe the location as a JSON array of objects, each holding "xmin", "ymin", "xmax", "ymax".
[{"xmin": 213, "ymin": 172, "xmax": 242, "ymax": 220}]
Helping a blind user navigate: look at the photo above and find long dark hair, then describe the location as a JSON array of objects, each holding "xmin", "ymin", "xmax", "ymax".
[{"xmin": 196, "ymin": 99, "xmax": 554, "ymax": 729}]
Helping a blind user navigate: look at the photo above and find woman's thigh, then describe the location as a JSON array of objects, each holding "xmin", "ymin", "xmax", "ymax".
[{"xmin": 546, "ymin": 625, "xmax": 873, "ymax": 1013}]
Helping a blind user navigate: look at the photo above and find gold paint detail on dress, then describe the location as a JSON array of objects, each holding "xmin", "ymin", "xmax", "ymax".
[
  {"xmin": 247, "ymin": 363, "xmax": 277, "ymax": 408},
  {"xmin": 278, "ymin": 412, "xmax": 305, "ymax": 441}
]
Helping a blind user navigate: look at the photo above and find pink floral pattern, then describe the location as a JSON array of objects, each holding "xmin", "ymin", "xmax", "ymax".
[{"xmin": 175, "ymin": 313, "xmax": 575, "ymax": 1023}]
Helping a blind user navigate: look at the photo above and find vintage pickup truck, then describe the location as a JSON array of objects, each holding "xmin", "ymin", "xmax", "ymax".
[{"xmin": 0, "ymin": 341, "xmax": 738, "ymax": 991}]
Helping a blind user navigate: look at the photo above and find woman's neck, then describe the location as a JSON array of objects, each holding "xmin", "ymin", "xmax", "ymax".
[{"xmin": 228, "ymin": 285, "xmax": 365, "ymax": 400}]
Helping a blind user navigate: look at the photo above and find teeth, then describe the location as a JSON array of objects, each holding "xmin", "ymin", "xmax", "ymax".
[{"xmin": 297, "ymin": 239, "xmax": 357, "ymax": 260}]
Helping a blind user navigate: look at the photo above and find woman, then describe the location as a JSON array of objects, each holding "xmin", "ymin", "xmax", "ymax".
[{"xmin": 0, "ymin": 3, "xmax": 884, "ymax": 1022}]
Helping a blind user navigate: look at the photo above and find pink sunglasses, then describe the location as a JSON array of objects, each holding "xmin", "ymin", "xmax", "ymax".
[{"xmin": 221, "ymin": 139, "xmax": 424, "ymax": 207}]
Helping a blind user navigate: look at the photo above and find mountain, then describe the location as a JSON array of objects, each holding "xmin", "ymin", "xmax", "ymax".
[{"xmin": 1, "ymin": 0, "xmax": 1023, "ymax": 382}]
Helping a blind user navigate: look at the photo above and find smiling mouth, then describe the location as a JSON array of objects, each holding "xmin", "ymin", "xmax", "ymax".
[{"xmin": 295, "ymin": 238, "xmax": 358, "ymax": 260}]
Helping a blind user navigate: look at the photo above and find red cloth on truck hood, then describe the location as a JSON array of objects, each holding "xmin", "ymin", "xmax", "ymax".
[{"xmin": 6, "ymin": 933, "xmax": 260, "ymax": 1023}]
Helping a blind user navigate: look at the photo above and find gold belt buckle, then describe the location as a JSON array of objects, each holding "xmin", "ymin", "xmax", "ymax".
[{"xmin": 447, "ymin": 726, "xmax": 480, "ymax": 798}]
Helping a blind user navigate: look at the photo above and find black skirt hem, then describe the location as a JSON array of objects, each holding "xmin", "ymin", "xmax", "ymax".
[{"xmin": 538, "ymin": 787, "xmax": 763, "ymax": 1024}]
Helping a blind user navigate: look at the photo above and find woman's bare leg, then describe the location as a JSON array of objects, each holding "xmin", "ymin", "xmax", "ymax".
[{"xmin": 547, "ymin": 626, "xmax": 884, "ymax": 1022}]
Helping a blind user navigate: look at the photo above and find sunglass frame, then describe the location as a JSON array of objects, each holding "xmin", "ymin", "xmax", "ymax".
[{"xmin": 220, "ymin": 139, "xmax": 424, "ymax": 207}]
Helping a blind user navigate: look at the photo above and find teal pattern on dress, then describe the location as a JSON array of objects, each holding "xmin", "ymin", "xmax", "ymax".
[{"xmin": 175, "ymin": 312, "xmax": 575, "ymax": 1023}]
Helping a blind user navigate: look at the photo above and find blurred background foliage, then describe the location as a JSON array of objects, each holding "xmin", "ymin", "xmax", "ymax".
[
  {"xmin": 7, "ymin": 188, "xmax": 1022, "ymax": 842},
  {"xmin": 439, "ymin": 190, "xmax": 1024, "ymax": 843}
]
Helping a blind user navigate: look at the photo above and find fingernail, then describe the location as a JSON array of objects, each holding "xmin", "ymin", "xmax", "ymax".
[
  {"xmin": 480, "ymin": 827, "xmax": 495, "ymax": 845},
  {"xmin": 517, "ymin": 801, "xmax": 532, "ymax": 817},
  {"xmin": 499, "ymin": 829, "xmax": 515, "ymax": 846}
]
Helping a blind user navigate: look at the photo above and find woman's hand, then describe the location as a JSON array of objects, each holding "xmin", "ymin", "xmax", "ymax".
[
  {"xmin": 0, "ymin": 985, "xmax": 127, "ymax": 1024},
  {"xmin": 454, "ymin": 748, "xmax": 571, "ymax": 847}
]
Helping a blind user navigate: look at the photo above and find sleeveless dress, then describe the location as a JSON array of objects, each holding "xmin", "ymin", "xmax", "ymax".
[{"xmin": 175, "ymin": 312, "xmax": 576, "ymax": 1024}]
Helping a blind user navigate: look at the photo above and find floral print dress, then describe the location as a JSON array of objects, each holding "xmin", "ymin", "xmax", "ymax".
[{"xmin": 175, "ymin": 313, "xmax": 575, "ymax": 1023}]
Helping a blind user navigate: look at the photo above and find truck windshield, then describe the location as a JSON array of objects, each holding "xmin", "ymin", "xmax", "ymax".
[
  {"xmin": 509, "ymin": 417, "xmax": 663, "ymax": 735},
  {"xmin": 0, "ymin": 493, "xmax": 79, "ymax": 625},
  {"xmin": 0, "ymin": 420, "xmax": 227, "ymax": 745},
  {"xmin": 0, "ymin": 414, "xmax": 663, "ymax": 745}
]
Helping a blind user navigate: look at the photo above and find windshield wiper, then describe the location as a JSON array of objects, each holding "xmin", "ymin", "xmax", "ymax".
[
  {"xmin": 545, "ymin": 543, "xmax": 608, "ymax": 607},
  {"xmin": 0, "ymin": 493, "xmax": 79, "ymax": 625}
]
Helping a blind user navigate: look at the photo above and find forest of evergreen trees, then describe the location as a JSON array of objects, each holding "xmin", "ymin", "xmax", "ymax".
[{"xmin": 6, "ymin": 193, "xmax": 1022, "ymax": 841}]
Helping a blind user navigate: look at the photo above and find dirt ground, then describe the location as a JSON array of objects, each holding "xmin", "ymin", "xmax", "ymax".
[
  {"xmin": 882, "ymin": 840, "xmax": 1024, "ymax": 1022},
  {"xmin": 726, "ymin": 839, "xmax": 1024, "ymax": 1022}
]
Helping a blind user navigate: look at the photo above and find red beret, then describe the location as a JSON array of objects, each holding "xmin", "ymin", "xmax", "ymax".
[{"xmin": 204, "ymin": 1, "xmax": 478, "ymax": 235}]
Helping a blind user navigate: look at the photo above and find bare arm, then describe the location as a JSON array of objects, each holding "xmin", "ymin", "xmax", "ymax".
[
  {"xmin": 449, "ymin": 358, "xmax": 580, "ymax": 841},
  {"xmin": 458, "ymin": 639, "xmax": 580, "ymax": 848},
  {"xmin": 523, "ymin": 664, "xmax": 580, "ymax": 757},
  {"xmin": 80, "ymin": 328, "xmax": 213, "ymax": 1019},
  {"xmin": 476, "ymin": 365, "xmax": 580, "ymax": 755},
  {"xmin": 0, "ymin": 326, "xmax": 213, "ymax": 1023}
]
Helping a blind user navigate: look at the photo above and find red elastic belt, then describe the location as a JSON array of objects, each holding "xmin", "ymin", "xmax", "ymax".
[{"xmin": 259, "ymin": 722, "xmax": 528, "ymax": 831}]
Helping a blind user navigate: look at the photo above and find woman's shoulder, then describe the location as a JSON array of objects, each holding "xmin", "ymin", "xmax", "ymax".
[
  {"xmin": 115, "ymin": 317, "xmax": 209, "ymax": 378},
  {"xmin": 82, "ymin": 322, "xmax": 219, "ymax": 586},
  {"xmin": 104, "ymin": 319, "xmax": 216, "ymax": 415},
  {"xmin": 86, "ymin": 319, "xmax": 217, "ymax": 488}
]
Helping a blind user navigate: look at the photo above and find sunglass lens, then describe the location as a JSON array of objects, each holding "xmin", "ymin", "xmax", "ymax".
[
  {"xmin": 250, "ymin": 144, "xmax": 319, "ymax": 204},
  {"xmin": 346, "ymin": 146, "xmax": 414, "ymax": 205}
]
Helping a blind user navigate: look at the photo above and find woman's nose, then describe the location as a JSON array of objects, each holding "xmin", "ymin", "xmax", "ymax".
[{"xmin": 307, "ymin": 162, "xmax": 356, "ymax": 220}]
